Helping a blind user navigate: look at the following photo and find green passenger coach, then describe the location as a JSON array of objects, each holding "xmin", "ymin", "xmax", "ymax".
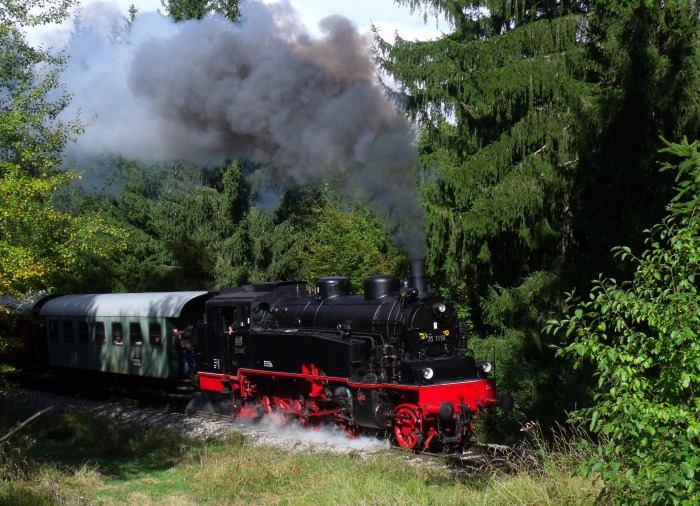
[{"xmin": 39, "ymin": 292, "xmax": 211, "ymax": 381}]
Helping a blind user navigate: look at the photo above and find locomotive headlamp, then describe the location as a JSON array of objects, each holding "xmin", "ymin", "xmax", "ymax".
[
  {"xmin": 422, "ymin": 367, "xmax": 434, "ymax": 380},
  {"xmin": 476, "ymin": 361, "xmax": 492, "ymax": 373},
  {"xmin": 433, "ymin": 302, "xmax": 447, "ymax": 313}
]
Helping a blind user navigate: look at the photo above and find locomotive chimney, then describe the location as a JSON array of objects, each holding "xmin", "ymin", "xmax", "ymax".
[{"xmin": 408, "ymin": 258, "xmax": 428, "ymax": 296}]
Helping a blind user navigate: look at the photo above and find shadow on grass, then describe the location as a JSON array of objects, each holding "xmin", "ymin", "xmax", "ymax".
[{"xmin": 2, "ymin": 406, "xmax": 206, "ymax": 481}]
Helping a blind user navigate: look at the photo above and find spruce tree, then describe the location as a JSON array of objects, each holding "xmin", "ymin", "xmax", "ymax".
[{"xmin": 375, "ymin": 0, "xmax": 587, "ymax": 307}]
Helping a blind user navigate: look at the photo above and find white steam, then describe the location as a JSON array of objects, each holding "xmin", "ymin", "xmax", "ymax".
[
  {"xmin": 244, "ymin": 414, "xmax": 390, "ymax": 453},
  {"xmin": 61, "ymin": 1, "xmax": 425, "ymax": 254},
  {"xmin": 186, "ymin": 393, "xmax": 389, "ymax": 452}
]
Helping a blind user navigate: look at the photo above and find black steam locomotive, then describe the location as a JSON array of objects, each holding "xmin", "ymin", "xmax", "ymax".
[{"xmin": 196, "ymin": 260, "xmax": 511, "ymax": 450}]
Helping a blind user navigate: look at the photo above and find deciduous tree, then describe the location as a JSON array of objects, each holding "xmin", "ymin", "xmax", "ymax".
[
  {"xmin": 549, "ymin": 138, "xmax": 700, "ymax": 505},
  {"xmin": 300, "ymin": 193, "xmax": 405, "ymax": 290},
  {"xmin": 1, "ymin": 0, "xmax": 126, "ymax": 390}
]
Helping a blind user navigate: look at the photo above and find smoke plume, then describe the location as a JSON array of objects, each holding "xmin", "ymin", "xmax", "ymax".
[{"xmin": 61, "ymin": 1, "xmax": 425, "ymax": 255}]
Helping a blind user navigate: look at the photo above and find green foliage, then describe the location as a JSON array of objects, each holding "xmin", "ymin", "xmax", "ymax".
[
  {"xmin": 482, "ymin": 271, "xmax": 561, "ymax": 353},
  {"xmin": 478, "ymin": 271, "xmax": 591, "ymax": 430},
  {"xmin": 214, "ymin": 206, "xmax": 304, "ymax": 287},
  {"xmin": 90, "ymin": 159, "xmax": 245, "ymax": 291},
  {"xmin": 161, "ymin": 0, "xmax": 240, "ymax": 22},
  {"xmin": 549, "ymin": 139, "xmax": 700, "ymax": 505},
  {"xmin": 89, "ymin": 159, "xmax": 306, "ymax": 290},
  {"xmin": 81, "ymin": 156, "xmax": 408, "ymax": 292},
  {"xmin": 573, "ymin": 0, "xmax": 700, "ymax": 274},
  {"xmin": 299, "ymin": 195, "xmax": 405, "ymax": 290},
  {"xmin": 0, "ymin": 164, "xmax": 125, "ymax": 295}
]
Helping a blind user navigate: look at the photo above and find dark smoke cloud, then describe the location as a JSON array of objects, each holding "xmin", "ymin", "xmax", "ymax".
[{"xmin": 61, "ymin": 1, "xmax": 425, "ymax": 255}]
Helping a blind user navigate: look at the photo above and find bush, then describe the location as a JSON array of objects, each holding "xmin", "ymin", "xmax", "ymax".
[{"xmin": 548, "ymin": 139, "xmax": 700, "ymax": 505}]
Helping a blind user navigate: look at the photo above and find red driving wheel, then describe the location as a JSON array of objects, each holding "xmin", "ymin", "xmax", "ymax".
[{"xmin": 393, "ymin": 404, "xmax": 422, "ymax": 450}]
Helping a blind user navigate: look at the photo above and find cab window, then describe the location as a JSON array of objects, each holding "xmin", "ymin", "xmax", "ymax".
[{"xmin": 221, "ymin": 307, "xmax": 237, "ymax": 331}]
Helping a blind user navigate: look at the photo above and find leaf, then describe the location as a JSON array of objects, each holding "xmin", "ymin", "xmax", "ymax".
[
  {"xmin": 680, "ymin": 462, "xmax": 695, "ymax": 480},
  {"xmin": 682, "ymin": 375, "xmax": 691, "ymax": 389}
]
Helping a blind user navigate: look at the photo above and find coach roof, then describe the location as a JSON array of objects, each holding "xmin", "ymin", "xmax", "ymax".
[{"xmin": 39, "ymin": 292, "xmax": 210, "ymax": 318}]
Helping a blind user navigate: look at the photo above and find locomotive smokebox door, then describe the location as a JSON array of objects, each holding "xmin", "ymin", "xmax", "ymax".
[{"xmin": 406, "ymin": 302, "xmax": 457, "ymax": 357}]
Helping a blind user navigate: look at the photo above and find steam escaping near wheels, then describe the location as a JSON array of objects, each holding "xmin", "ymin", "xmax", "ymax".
[{"xmin": 186, "ymin": 392, "xmax": 390, "ymax": 452}]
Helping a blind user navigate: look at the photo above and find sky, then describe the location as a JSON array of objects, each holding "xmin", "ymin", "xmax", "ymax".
[
  {"xmin": 266, "ymin": 0, "xmax": 445, "ymax": 39},
  {"xmin": 27, "ymin": 0, "xmax": 446, "ymax": 48}
]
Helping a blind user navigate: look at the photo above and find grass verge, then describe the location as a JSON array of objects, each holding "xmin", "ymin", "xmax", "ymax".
[{"xmin": 1, "ymin": 404, "xmax": 603, "ymax": 505}]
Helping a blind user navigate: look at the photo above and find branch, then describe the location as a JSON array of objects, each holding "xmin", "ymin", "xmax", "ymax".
[{"xmin": 0, "ymin": 406, "xmax": 54, "ymax": 444}]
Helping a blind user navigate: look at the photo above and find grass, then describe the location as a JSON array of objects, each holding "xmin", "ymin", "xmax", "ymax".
[{"xmin": 0, "ymin": 405, "xmax": 603, "ymax": 505}]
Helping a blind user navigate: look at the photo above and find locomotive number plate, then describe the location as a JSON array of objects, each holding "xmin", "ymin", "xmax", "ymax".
[{"xmin": 419, "ymin": 333, "xmax": 447, "ymax": 343}]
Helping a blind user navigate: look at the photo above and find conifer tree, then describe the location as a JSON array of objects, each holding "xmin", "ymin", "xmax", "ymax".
[
  {"xmin": 377, "ymin": 0, "xmax": 700, "ymax": 320},
  {"xmin": 374, "ymin": 2, "xmax": 590, "ymax": 397},
  {"xmin": 375, "ymin": 0, "xmax": 586, "ymax": 308}
]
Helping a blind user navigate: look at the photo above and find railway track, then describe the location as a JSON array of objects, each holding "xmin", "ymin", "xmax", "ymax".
[{"xmin": 389, "ymin": 440, "xmax": 539, "ymax": 473}]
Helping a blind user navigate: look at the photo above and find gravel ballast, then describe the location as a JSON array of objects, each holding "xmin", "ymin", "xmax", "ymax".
[{"xmin": 2, "ymin": 388, "xmax": 390, "ymax": 455}]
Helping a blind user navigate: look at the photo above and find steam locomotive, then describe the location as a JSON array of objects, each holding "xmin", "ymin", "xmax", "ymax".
[
  {"xmin": 196, "ymin": 259, "xmax": 511, "ymax": 450},
  {"xmin": 5, "ymin": 260, "xmax": 511, "ymax": 451}
]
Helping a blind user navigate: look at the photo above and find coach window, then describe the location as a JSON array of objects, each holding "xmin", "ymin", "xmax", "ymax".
[
  {"xmin": 63, "ymin": 321, "xmax": 74, "ymax": 343},
  {"xmin": 112, "ymin": 322, "xmax": 124, "ymax": 345},
  {"xmin": 149, "ymin": 323, "xmax": 162, "ymax": 348},
  {"xmin": 95, "ymin": 322, "xmax": 106, "ymax": 345},
  {"xmin": 130, "ymin": 322, "xmax": 143, "ymax": 346},
  {"xmin": 78, "ymin": 321, "xmax": 89, "ymax": 344}
]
